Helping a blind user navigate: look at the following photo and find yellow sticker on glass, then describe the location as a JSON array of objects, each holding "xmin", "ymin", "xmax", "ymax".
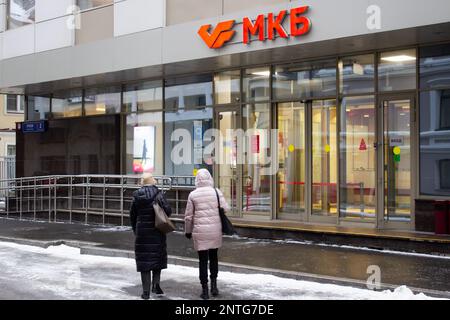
[
  {"xmin": 288, "ymin": 144, "xmax": 295, "ymax": 153},
  {"xmin": 393, "ymin": 147, "xmax": 401, "ymax": 155},
  {"xmin": 325, "ymin": 145, "xmax": 331, "ymax": 153},
  {"xmin": 193, "ymin": 169, "xmax": 198, "ymax": 176}
]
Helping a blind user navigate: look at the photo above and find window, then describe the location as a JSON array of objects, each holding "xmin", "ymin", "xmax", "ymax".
[
  {"xmin": 243, "ymin": 67, "xmax": 270, "ymax": 103},
  {"xmin": 52, "ymin": 90, "xmax": 83, "ymax": 118},
  {"xmin": 339, "ymin": 55, "xmax": 375, "ymax": 95},
  {"xmin": 6, "ymin": 95, "xmax": 25, "ymax": 113},
  {"xmin": 77, "ymin": 0, "xmax": 112, "ymax": 11},
  {"xmin": 440, "ymin": 160, "xmax": 450, "ymax": 190},
  {"xmin": 84, "ymin": 86, "xmax": 121, "ymax": 116},
  {"xmin": 123, "ymin": 81, "xmax": 163, "ymax": 113},
  {"xmin": 339, "ymin": 96, "xmax": 376, "ymax": 219},
  {"xmin": 126, "ymin": 112, "xmax": 163, "ymax": 175},
  {"xmin": 165, "ymin": 75, "xmax": 213, "ymax": 110},
  {"xmin": 277, "ymin": 102, "xmax": 306, "ymax": 215},
  {"xmin": 242, "ymin": 103, "xmax": 271, "ymax": 213},
  {"xmin": 26, "ymin": 96, "xmax": 50, "ymax": 121},
  {"xmin": 378, "ymin": 49, "xmax": 417, "ymax": 92},
  {"xmin": 312, "ymin": 100, "xmax": 338, "ymax": 216},
  {"xmin": 214, "ymin": 70, "xmax": 241, "ymax": 105},
  {"xmin": 7, "ymin": 145, "xmax": 16, "ymax": 157},
  {"xmin": 420, "ymin": 44, "xmax": 450, "ymax": 90},
  {"xmin": 273, "ymin": 59, "xmax": 337, "ymax": 100},
  {"xmin": 420, "ymin": 91, "xmax": 450, "ymax": 196},
  {"xmin": 164, "ymin": 107, "xmax": 213, "ymax": 177},
  {"xmin": 7, "ymin": 0, "xmax": 35, "ymax": 30}
]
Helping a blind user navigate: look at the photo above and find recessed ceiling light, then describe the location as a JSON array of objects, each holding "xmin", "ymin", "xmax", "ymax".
[
  {"xmin": 381, "ymin": 55, "xmax": 416, "ymax": 62},
  {"xmin": 251, "ymin": 71, "xmax": 270, "ymax": 77}
]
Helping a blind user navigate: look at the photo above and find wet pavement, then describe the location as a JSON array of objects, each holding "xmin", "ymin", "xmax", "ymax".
[{"xmin": 0, "ymin": 217, "xmax": 449, "ymax": 294}]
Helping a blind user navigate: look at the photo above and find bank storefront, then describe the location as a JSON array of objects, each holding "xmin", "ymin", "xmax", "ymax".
[{"xmin": 7, "ymin": 1, "xmax": 450, "ymax": 233}]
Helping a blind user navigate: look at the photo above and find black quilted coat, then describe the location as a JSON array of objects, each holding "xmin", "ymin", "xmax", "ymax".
[{"xmin": 129, "ymin": 185, "xmax": 172, "ymax": 272}]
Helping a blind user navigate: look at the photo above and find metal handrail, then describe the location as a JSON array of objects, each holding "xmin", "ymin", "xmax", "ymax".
[{"xmin": 0, "ymin": 174, "xmax": 195, "ymax": 225}]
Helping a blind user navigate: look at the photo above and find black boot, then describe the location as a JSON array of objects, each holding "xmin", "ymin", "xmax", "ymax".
[
  {"xmin": 152, "ymin": 270, "xmax": 164, "ymax": 295},
  {"xmin": 210, "ymin": 278, "xmax": 219, "ymax": 297},
  {"xmin": 200, "ymin": 283, "xmax": 209, "ymax": 300},
  {"xmin": 140, "ymin": 271, "xmax": 151, "ymax": 300}
]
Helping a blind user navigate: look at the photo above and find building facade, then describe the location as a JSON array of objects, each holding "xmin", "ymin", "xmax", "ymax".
[{"xmin": 1, "ymin": 0, "xmax": 450, "ymax": 232}]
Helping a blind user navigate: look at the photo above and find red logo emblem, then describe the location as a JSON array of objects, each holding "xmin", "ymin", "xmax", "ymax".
[{"xmin": 198, "ymin": 20, "xmax": 236, "ymax": 49}]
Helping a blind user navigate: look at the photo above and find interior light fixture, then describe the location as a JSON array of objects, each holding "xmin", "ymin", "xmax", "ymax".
[
  {"xmin": 251, "ymin": 71, "xmax": 271, "ymax": 77},
  {"xmin": 381, "ymin": 55, "xmax": 416, "ymax": 62}
]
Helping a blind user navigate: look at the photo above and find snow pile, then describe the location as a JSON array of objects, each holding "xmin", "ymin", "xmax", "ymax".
[{"xmin": 0, "ymin": 241, "xmax": 445, "ymax": 300}]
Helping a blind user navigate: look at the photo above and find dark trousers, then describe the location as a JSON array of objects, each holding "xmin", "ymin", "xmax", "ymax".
[
  {"xmin": 198, "ymin": 249, "xmax": 219, "ymax": 285},
  {"xmin": 140, "ymin": 269, "xmax": 161, "ymax": 293}
]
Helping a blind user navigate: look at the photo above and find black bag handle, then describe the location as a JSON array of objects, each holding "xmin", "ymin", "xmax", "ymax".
[{"xmin": 214, "ymin": 188, "xmax": 222, "ymax": 210}]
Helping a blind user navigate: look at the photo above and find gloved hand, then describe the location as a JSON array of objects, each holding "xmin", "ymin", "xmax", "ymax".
[{"xmin": 185, "ymin": 233, "xmax": 192, "ymax": 240}]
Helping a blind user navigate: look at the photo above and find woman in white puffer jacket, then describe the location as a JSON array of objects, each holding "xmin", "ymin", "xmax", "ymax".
[{"xmin": 184, "ymin": 168, "xmax": 229, "ymax": 300}]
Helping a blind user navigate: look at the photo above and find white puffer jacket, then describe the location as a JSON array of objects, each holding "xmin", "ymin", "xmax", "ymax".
[{"xmin": 184, "ymin": 169, "xmax": 229, "ymax": 251}]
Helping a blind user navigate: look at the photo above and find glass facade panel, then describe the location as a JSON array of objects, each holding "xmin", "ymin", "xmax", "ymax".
[
  {"xmin": 277, "ymin": 102, "xmax": 306, "ymax": 215},
  {"xmin": 420, "ymin": 44, "xmax": 450, "ymax": 89},
  {"xmin": 214, "ymin": 70, "xmax": 241, "ymax": 105},
  {"xmin": 420, "ymin": 90, "xmax": 450, "ymax": 196},
  {"xmin": 339, "ymin": 96, "xmax": 376, "ymax": 219},
  {"xmin": 77, "ymin": 0, "xmax": 112, "ymax": 11},
  {"xmin": 52, "ymin": 90, "xmax": 83, "ymax": 118},
  {"xmin": 84, "ymin": 86, "xmax": 121, "ymax": 116},
  {"xmin": 126, "ymin": 112, "xmax": 163, "ymax": 175},
  {"xmin": 123, "ymin": 81, "xmax": 163, "ymax": 113},
  {"xmin": 242, "ymin": 103, "xmax": 271, "ymax": 213},
  {"xmin": 164, "ymin": 108, "xmax": 213, "ymax": 177},
  {"xmin": 339, "ymin": 55, "xmax": 375, "ymax": 95},
  {"xmin": 243, "ymin": 67, "xmax": 270, "ymax": 103},
  {"xmin": 273, "ymin": 59, "xmax": 336, "ymax": 100},
  {"xmin": 165, "ymin": 75, "xmax": 213, "ymax": 110},
  {"xmin": 7, "ymin": 0, "xmax": 35, "ymax": 30},
  {"xmin": 379, "ymin": 49, "xmax": 417, "ymax": 92},
  {"xmin": 312, "ymin": 100, "xmax": 337, "ymax": 216},
  {"xmin": 27, "ymin": 96, "xmax": 50, "ymax": 121}
]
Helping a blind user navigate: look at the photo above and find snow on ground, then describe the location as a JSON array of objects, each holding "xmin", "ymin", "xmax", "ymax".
[{"xmin": 0, "ymin": 241, "xmax": 443, "ymax": 300}]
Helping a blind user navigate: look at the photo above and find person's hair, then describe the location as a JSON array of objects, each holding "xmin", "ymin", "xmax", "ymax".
[{"xmin": 141, "ymin": 173, "xmax": 157, "ymax": 186}]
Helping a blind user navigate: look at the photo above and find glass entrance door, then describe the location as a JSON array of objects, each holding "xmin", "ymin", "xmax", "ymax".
[
  {"xmin": 216, "ymin": 108, "xmax": 240, "ymax": 216},
  {"xmin": 378, "ymin": 96, "xmax": 414, "ymax": 226}
]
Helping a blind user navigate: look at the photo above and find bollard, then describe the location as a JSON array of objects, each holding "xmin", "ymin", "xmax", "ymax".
[{"xmin": 434, "ymin": 201, "xmax": 448, "ymax": 235}]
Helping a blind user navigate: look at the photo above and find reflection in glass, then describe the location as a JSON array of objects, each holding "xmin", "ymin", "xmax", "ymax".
[
  {"xmin": 383, "ymin": 99, "xmax": 411, "ymax": 221},
  {"xmin": 273, "ymin": 59, "xmax": 336, "ymax": 100},
  {"xmin": 420, "ymin": 90, "xmax": 450, "ymax": 196},
  {"xmin": 126, "ymin": 112, "xmax": 163, "ymax": 175},
  {"xmin": 277, "ymin": 102, "xmax": 306, "ymax": 215},
  {"xmin": 243, "ymin": 68, "xmax": 270, "ymax": 103},
  {"xmin": 214, "ymin": 70, "xmax": 241, "ymax": 105},
  {"xmin": 84, "ymin": 86, "xmax": 121, "ymax": 116},
  {"xmin": 165, "ymin": 75, "xmax": 213, "ymax": 110},
  {"xmin": 312, "ymin": 100, "xmax": 337, "ymax": 216},
  {"xmin": 27, "ymin": 96, "xmax": 50, "ymax": 121},
  {"xmin": 379, "ymin": 49, "xmax": 417, "ymax": 92},
  {"xmin": 339, "ymin": 55, "xmax": 375, "ymax": 95},
  {"xmin": 339, "ymin": 96, "xmax": 376, "ymax": 219},
  {"xmin": 77, "ymin": 0, "xmax": 112, "ymax": 11},
  {"xmin": 217, "ymin": 110, "xmax": 239, "ymax": 215},
  {"xmin": 7, "ymin": 0, "xmax": 35, "ymax": 30},
  {"xmin": 242, "ymin": 103, "xmax": 271, "ymax": 213},
  {"xmin": 52, "ymin": 90, "xmax": 83, "ymax": 118},
  {"xmin": 420, "ymin": 44, "xmax": 450, "ymax": 90},
  {"xmin": 123, "ymin": 81, "xmax": 163, "ymax": 113},
  {"xmin": 164, "ymin": 108, "xmax": 213, "ymax": 177}
]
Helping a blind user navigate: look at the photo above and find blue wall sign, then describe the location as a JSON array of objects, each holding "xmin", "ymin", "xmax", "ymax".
[{"xmin": 21, "ymin": 121, "xmax": 47, "ymax": 133}]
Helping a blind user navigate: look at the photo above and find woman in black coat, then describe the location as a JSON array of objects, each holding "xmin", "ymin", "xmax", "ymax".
[{"xmin": 130, "ymin": 174, "xmax": 172, "ymax": 300}]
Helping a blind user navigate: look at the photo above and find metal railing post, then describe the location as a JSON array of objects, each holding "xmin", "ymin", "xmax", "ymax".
[
  {"xmin": 120, "ymin": 176, "xmax": 124, "ymax": 227},
  {"xmin": 69, "ymin": 177, "xmax": 73, "ymax": 223},
  {"xmin": 33, "ymin": 177, "xmax": 36, "ymax": 221},
  {"xmin": 85, "ymin": 176, "xmax": 89, "ymax": 225},
  {"xmin": 19, "ymin": 179, "xmax": 23, "ymax": 220},
  {"xmin": 102, "ymin": 176, "xmax": 106, "ymax": 225},
  {"xmin": 48, "ymin": 179, "xmax": 51, "ymax": 223},
  {"xmin": 54, "ymin": 177, "xmax": 57, "ymax": 222}
]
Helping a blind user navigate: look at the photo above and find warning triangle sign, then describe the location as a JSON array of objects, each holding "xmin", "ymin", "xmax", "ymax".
[{"xmin": 359, "ymin": 138, "xmax": 367, "ymax": 151}]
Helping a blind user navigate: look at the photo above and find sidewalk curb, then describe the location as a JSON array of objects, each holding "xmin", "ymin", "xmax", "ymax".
[{"xmin": 1, "ymin": 236, "xmax": 449, "ymax": 299}]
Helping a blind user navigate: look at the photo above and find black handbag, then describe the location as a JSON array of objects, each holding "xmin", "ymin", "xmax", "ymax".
[{"xmin": 214, "ymin": 188, "xmax": 236, "ymax": 236}]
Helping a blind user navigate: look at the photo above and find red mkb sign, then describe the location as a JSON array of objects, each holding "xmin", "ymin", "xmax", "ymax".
[{"xmin": 198, "ymin": 6, "xmax": 312, "ymax": 49}]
